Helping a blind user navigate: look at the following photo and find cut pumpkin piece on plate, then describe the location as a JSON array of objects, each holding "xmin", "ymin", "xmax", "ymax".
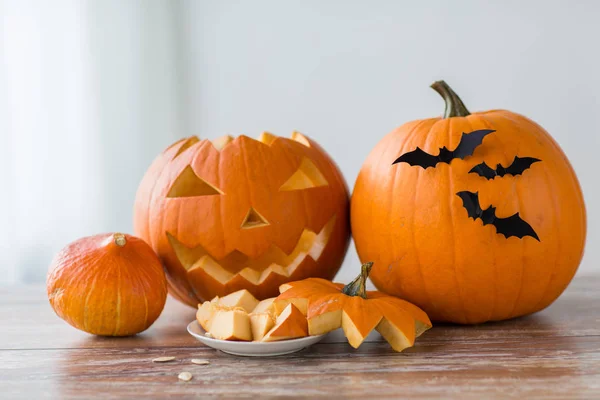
[
  {"xmin": 211, "ymin": 289, "xmax": 259, "ymax": 313},
  {"xmin": 208, "ymin": 307, "xmax": 252, "ymax": 341},
  {"xmin": 249, "ymin": 297, "xmax": 277, "ymax": 341},
  {"xmin": 196, "ymin": 301, "xmax": 220, "ymax": 331},
  {"xmin": 261, "ymin": 304, "xmax": 308, "ymax": 342},
  {"xmin": 252, "ymin": 297, "xmax": 276, "ymax": 314},
  {"xmin": 249, "ymin": 312, "xmax": 275, "ymax": 341},
  {"xmin": 274, "ymin": 262, "xmax": 432, "ymax": 352}
]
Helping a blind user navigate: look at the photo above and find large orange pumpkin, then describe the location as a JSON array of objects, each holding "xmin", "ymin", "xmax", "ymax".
[
  {"xmin": 47, "ymin": 233, "xmax": 168, "ymax": 336},
  {"xmin": 134, "ymin": 132, "xmax": 350, "ymax": 306},
  {"xmin": 351, "ymin": 81, "xmax": 586, "ymax": 324}
]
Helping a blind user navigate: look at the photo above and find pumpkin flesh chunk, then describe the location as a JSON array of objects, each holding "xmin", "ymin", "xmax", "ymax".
[
  {"xmin": 196, "ymin": 301, "xmax": 218, "ymax": 331},
  {"xmin": 209, "ymin": 308, "xmax": 252, "ymax": 341},
  {"xmin": 252, "ymin": 297, "xmax": 276, "ymax": 314},
  {"xmin": 213, "ymin": 289, "xmax": 259, "ymax": 313},
  {"xmin": 249, "ymin": 312, "xmax": 275, "ymax": 341},
  {"xmin": 309, "ymin": 309, "xmax": 342, "ymax": 336},
  {"xmin": 262, "ymin": 303, "xmax": 308, "ymax": 342},
  {"xmin": 249, "ymin": 296, "xmax": 277, "ymax": 341},
  {"xmin": 198, "ymin": 294, "xmax": 313, "ymax": 342}
]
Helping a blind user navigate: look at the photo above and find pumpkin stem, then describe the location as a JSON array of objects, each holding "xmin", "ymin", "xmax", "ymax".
[
  {"xmin": 431, "ymin": 80, "xmax": 471, "ymax": 118},
  {"xmin": 341, "ymin": 262, "xmax": 373, "ymax": 299},
  {"xmin": 113, "ymin": 233, "xmax": 127, "ymax": 247}
]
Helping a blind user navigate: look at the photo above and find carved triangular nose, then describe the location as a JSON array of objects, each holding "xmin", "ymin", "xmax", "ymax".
[{"xmin": 241, "ymin": 207, "xmax": 269, "ymax": 229}]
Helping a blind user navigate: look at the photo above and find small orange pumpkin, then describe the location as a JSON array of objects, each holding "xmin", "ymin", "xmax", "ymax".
[
  {"xmin": 351, "ymin": 81, "xmax": 587, "ymax": 324},
  {"xmin": 274, "ymin": 263, "xmax": 431, "ymax": 351},
  {"xmin": 133, "ymin": 132, "xmax": 350, "ymax": 306},
  {"xmin": 47, "ymin": 233, "xmax": 168, "ymax": 336}
]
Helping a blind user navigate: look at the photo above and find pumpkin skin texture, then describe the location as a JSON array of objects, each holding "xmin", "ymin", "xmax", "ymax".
[
  {"xmin": 134, "ymin": 132, "xmax": 350, "ymax": 307},
  {"xmin": 47, "ymin": 233, "xmax": 168, "ymax": 336},
  {"xmin": 351, "ymin": 81, "xmax": 586, "ymax": 324},
  {"xmin": 275, "ymin": 263, "xmax": 432, "ymax": 351}
]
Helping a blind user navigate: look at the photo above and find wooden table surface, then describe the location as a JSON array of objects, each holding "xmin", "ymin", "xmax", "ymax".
[{"xmin": 1, "ymin": 275, "xmax": 599, "ymax": 399}]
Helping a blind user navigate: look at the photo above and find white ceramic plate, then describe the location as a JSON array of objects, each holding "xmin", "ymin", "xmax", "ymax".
[{"xmin": 187, "ymin": 321, "xmax": 325, "ymax": 357}]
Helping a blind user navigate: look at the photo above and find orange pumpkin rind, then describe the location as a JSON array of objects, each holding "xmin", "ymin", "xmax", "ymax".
[
  {"xmin": 275, "ymin": 263, "xmax": 432, "ymax": 352},
  {"xmin": 134, "ymin": 132, "xmax": 351, "ymax": 306}
]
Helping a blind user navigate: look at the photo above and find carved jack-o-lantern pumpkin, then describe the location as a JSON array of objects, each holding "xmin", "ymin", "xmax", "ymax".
[
  {"xmin": 134, "ymin": 132, "xmax": 350, "ymax": 307},
  {"xmin": 351, "ymin": 81, "xmax": 586, "ymax": 324}
]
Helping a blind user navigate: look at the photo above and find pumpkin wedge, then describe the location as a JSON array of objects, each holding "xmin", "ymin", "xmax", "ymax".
[
  {"xmin": 211, "ymin": 289, "xmax": 259, "ymax": 313},
  {"xmin": 252, "ymin": 297, "xmax": 276, "ymax": 314},
  {"xmin": 249, "ymin": 312, "xmax": 275, "ymax": 341},
  {"xmin": 262, "ymin": 303, "xmax": 308, "ymax": 342},
  {"xmin": 208, "ymin": 307, "xmax": 252, "ymax": 341},
  {"xmin": 196, "ymin": 300, "xmax": 219, "ymax": 331},
  {"xmin": 274, "ymin": 262, "xmax": 432, "ymax": 351},
  {"xmin": 249, "ymin": 297, "xmax": 277, "ymax": 341}
]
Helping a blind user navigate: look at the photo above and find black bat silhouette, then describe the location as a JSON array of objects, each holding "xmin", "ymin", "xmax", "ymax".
[
  {"xmin": 392, "ymin": 129, "xmax": 495, "ymax": 168},
  {"xmin": 456, "ymin": 190, "xmax": 540, "ymax": 241},
  {"xmin": 469, "ymin": 156, "xmax": 541, "ymax": 180}
]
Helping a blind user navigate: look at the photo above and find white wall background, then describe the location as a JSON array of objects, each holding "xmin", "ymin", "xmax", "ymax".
[{"xmin": 0, "ymin": 0, "xmax": 597, "ymax": 284}]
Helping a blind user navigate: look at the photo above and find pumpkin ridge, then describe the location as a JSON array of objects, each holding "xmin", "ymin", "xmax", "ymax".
[
  {"xmin": 164, "ymin": 137, "xmax": 188, "ymax": 152},
  {"xmin": 496, "ymin": 113, "xmax": 561, "ymax": 317},
  {"xmin": 383, "ymin": 119, "xmax": 437, "ymax": 315},
  {"xmin": 486, "ymin": 114, "xmax": 541, "ymax": 319},
  {"xmin": 444, "ymin": 117, "xmax": 470, "ymax": 323},
  {"xmin": 411, "ymin": 119, "xmax": 446, "ymax": 320},
  {"xmin": 127, "ymin": 248, "xmax": 162, "ymax": 329},
  {"xmin": 385, "ymin": 119, "xmax": 432, "ymax": 292},
  {"xmin": 173, "ymin": 137, "xmax": 201, "ymax": 159},
  {"xmin": 529, "ymin": 158, "xmax": 564, "ymax": 313},
  {"xmin": 473, "ymin": 114, "xmax": 500, "ymax": 322},
  {"xmin": 113, "ymin": 264, "xmax": 122, "ymax": 335},
  {"xmin": 145, "ymin": 152, "xmax": 172, "ymax": 250},
  {"xmin": 81, "ymin": 259, "xmax": 101, "ymax": 333},
  {"xmin": 277, "ymin": 140, "xmax": 311, "ymax": 244}
]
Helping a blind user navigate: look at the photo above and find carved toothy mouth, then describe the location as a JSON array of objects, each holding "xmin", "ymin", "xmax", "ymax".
[{"xmin": 166, "ymin": 215, "xmax": 336, "ymax": 285}]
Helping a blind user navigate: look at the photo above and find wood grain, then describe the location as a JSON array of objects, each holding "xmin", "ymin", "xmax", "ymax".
[{"xmin": 1, "ymin": 275, "xmax": 599, "ymax": 399}]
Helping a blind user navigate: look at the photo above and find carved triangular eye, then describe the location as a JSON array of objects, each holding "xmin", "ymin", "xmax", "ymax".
[
  {"xmin": 241, "ymin": 207, "xmax": 269, "ymax": 229},
  {"xmin": 167, "ymin": 165, "xmax": 223, "ymax": 197},
  {"xmin": 279, "ymin": 158, "xmax": 329, "ymax": 191}
]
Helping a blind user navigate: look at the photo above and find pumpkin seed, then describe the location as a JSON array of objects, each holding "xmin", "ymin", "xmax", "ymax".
[
  {"xmin": 191, "ymin": 359, "xmax": 210, "ymax": 365},
  {"xmin": 178, "ymin": 371, "xmax": 193, "ymax": 382},
  {"xmin": 152, "ymin": 356, "xmax": 175, "ymax": 363}
]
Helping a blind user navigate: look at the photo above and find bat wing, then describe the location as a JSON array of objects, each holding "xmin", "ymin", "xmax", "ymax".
[
  {"xmin": 392, "ymin": 147, "xmax": 439, "ymax": 169},
  {"xmin": 492, "ymin": 213, "xmax": 540, "ymax": 241},
  {"xmin": 452, "ymin": 129, "xmax": 495, "ymax": 160},
  {"xmin": 456, "ymin": 191, "xmax": 482, "ymax": 220},
  {"xmin": 505, "ymin": 156, "xmax": 541, "ymax": 176},
  {"xmin": 469, "ymin": 162, "xmax": 496, "ymax": 180}
]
